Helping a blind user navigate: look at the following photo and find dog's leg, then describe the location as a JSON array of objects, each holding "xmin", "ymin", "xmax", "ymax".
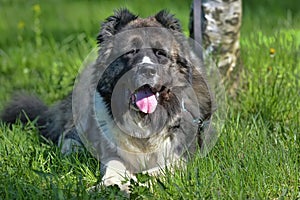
[
  {"xmin": 101, "ymin": 159, "xmax": 133, "ymax": 192},
  {"xmin": 58, "ymin": 128, "xmax": 84, "ymax": 155}
]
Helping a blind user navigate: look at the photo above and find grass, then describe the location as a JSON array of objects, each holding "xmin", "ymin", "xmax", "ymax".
[{"xmin": 0, "ymin": 0, "xmax": 299, "ymax": 199}]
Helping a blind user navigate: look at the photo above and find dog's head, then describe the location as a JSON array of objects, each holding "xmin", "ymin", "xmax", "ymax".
[{"xmin": 96, "ymin": 9, "xmax": 213, "ymax": 139}]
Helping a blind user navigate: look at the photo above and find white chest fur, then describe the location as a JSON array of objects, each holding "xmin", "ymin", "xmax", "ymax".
[{"xmin": 94, "ymin": 92, "xmax": 179, "ymax": 173}]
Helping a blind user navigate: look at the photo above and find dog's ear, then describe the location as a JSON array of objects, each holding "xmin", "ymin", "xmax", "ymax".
[
  {"xmin": 97, "ymin": 8, "xmax": 138, "ymax": 44},
  {"xmin": 155, "ymin": 10, "xmax": 182, "ymax": 32}
]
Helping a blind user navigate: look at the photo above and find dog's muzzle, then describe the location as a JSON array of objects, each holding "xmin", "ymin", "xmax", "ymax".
[{"xmin": 130, "ymin": 84, "xmax": 160, "ymax": 114}]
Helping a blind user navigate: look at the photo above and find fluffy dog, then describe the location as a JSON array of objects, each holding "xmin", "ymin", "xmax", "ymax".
[{"xmin": 1, "ymin": 9, "xmax": 215, "ymax": 190}]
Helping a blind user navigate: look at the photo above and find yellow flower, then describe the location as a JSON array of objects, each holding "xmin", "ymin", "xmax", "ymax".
[
  {"xmin": 17, "ymin": 21, "xmax": 25, "ymax": 30},
  {"xmin": 267, "ymin": 66, "xmax": 272, "ymax": 71},
  {"xmin": 269, "ymin": 48, "xmax": 276, "ymax": 57},
  {"xmin": 33, "ymin": 4, "xmax": 41, "ymax": 14}
]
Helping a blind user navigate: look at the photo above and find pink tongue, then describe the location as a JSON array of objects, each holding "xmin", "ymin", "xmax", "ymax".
[{"xmin": 135, "ymin": 88, "xmax": 158, "ymax": 113}]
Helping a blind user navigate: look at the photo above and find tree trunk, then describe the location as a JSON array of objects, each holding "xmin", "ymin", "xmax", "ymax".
[{"xmin": 189, "ymin": 0, "xmax": 243, "ymax": 95}]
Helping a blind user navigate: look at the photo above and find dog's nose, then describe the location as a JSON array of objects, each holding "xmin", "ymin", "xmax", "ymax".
[{"xmin": 140, "ymin": 65, "xmax": 157, "ymax": 77}]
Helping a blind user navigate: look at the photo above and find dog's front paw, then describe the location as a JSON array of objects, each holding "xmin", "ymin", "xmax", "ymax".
[
  {"xmin": 101, "ymin": 159, "xmax": 133, "ymax": 193},
  {"xmin": 102, "ymin": 174, "xmax": 130, "ymax": 192}
]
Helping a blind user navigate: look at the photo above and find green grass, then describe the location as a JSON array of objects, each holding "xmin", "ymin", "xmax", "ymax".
[{"xmin": 0, "ymin": 0, "xmax": 299, "ymax": 199}]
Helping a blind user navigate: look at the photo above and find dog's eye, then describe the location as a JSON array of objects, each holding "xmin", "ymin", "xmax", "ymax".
[
  {"xmin": 126, "ymin": 49, "xmax": 139, "ymax": 56},
  {"xmin": 154, "ymin": 49, "xmax": 167, "ymax": 58}
]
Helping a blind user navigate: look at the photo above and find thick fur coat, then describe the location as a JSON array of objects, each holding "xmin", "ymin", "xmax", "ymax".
[{"xmin": 1, "ymin": 9, "xmax": 214, "ymax": 190}]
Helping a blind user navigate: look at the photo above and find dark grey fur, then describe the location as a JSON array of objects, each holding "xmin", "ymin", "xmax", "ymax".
[
  {"xmin": 1, "ymin": 93, "xmax": 74, "ymax": 144},
  {"xmin": 1, "ymin": 9, "xmax": 214, "ymax": 188}
]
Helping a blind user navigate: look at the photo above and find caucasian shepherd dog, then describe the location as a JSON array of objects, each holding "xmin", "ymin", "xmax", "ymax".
[{"xmin": 1, "ymin": 9, "xmax": 215, "ymax": 190}]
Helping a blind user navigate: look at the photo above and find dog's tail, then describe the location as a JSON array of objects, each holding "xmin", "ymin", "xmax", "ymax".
[
  {"xmin": 1, "ymin": 92, "xmax": 48, "ymax": 127},
  {"xmin": 1, "ymin": 92, "xmax": 71, "ymax": 144}
]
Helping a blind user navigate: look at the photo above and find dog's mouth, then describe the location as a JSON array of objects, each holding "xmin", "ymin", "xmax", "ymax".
[{"xmin": 130, "ymin": 84, "xmax": 165, "ymax": 114}]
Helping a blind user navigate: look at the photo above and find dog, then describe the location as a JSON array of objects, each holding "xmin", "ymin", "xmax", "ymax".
[{"xmin": 1, "ymin": 9, "xmax": 215, "ymax": 191}]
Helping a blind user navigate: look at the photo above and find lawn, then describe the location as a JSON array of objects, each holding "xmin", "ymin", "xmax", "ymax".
[{"xmin": 0, "ymin": 0, "xmax": 299, "ymax": 199}]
